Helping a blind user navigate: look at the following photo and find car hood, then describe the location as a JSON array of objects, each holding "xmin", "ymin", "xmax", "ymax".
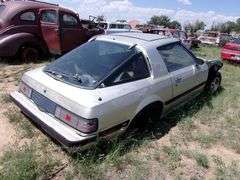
[{"xmin": 21, "ymin": 67, "xmax": 102, "ymax": 118}]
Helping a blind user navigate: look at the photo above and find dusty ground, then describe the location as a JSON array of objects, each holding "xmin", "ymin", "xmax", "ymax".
[{"xmin": 0, "ymin": 46, "xmax": 240, "ymax": 179}]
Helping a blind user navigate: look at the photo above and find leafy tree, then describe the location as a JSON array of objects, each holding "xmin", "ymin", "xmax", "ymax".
[
  {"xmin": 148, "ymin": 15, "xmax": 171, "ymax": 27},
  {"xmin": 169, "ymin": 20, "xmax": 182, "ymax": 30},
  {"xmin": 184, "ymin": 20, "xmax": 206, "ymax": 35}
]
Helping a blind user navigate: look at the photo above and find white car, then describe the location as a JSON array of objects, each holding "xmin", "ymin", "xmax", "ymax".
[
  {"xmin": 11, "ymin": 33, "xmax": 223, "ymax": 149},
  {"xmin": 98, "ymin": 21, "xmax": 142, "ymax": 34}
]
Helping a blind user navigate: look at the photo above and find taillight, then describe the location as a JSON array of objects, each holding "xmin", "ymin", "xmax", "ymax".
[
  {"xmin": 19, "ymin": 81, "xmax": 32, "ymax": 98},
  {"xmin": 55, "ymin": 106, "xmax": 98, "ymax": 134}
]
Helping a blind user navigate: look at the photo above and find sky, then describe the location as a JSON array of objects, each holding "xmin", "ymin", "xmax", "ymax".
[{"xmin": 45, "ymin": 0, "xmax": 240, "ymax": 27}]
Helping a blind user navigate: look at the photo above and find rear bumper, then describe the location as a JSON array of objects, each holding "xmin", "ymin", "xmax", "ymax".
[{"xmin": 10, "ymin": 91, "xmax": 97, "ymax": 148}]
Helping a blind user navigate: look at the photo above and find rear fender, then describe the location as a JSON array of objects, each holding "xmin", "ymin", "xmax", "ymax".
[
  {"xmin": 0, "ymin": 33, "xmax": 45, "ymax": 57},
  {"xmin": 133, "ymin": 95, "xmax": 164, "ymax": 120}
]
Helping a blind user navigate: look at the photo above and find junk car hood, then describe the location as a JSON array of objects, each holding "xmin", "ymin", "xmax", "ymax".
[{"xmin": 21, "ymin": 67, "xmax": 103, "ymax": 118}]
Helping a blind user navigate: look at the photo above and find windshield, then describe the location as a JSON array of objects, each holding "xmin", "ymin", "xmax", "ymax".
[
  {"xmin": 0, "ymin": 5, "xmax": 6, "ymax": 15},
  {"xmin": 44, "ymin": 41, "xmax": 137, "ymax": 88}
]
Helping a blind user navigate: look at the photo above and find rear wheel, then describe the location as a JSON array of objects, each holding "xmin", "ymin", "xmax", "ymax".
[
  {"xmin": 129, "ymin": 103, "xmax": 163, "ymax": 130},
  {"xmin": 21, "ymin": 47, "xmax": 39, "ymax": 63}
]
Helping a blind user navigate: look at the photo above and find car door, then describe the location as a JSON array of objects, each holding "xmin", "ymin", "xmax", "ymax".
[
  {"xmin": 39, "ymin": 9, "xmax": 62, "ymax": 55},
  {"xmin": 157, "ymin": 42, "xmax": 201, "ymax": 105},
  {"xmin": 59, "ymin": 11, "xmax": 88, "ymax": 53}
]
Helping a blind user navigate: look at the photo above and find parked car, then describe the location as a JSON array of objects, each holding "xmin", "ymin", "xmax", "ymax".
[
  {"xmin": 98, "ymin": 21, "xmax": 142, "ymax": 34},
  {"xmin": 221, "ymin": 38, "xmax": 240, "ymax": 62},
  {"xmin": 217, "ymin": 33, "xmax": 233, "ymax": 47},
  {"xmin": 198, "ymin": 31, "xmax": 218, "ymax": 45},
  {"xmin": 11, "ymin": 33, "xmax": 223, "ymax": 149},
  {"xmin": 0, "ymin": 0, "xmax": 103, "ymax": 62},
  {"xmin": 149, "ymin": 28, "xmax": 192, "ymax": 49}
]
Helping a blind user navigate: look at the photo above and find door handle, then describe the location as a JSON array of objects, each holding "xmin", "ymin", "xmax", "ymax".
[{"xmin": 175, "ymin": 77, "xmax": 183, "ymax": 84}]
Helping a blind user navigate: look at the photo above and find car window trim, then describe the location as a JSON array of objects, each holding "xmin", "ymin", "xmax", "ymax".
[
  {"xmin": 19, "ymin": 10, "xmax": 37, "ymax": 23},
  {"xmin": 40, "ymin": 9, "xmax": 59, "ymax": 25},
  {"xmin": 99, "ymin": 52, "xmax": 151, "ymax": 88},
  {"xmin": 157, "ymin": 41, "xmax": 199, "ymax": 73},
  {"xmin": 59, "ymin": 11, "xmax": 80, "ymax": 27}
]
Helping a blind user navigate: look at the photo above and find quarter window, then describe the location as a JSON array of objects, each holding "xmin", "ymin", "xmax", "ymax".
[
  {"xmin": 41, "ymin": 10, "xmax": 57, "ymax": 23},
  {"xmin": 62, "ymin": 14, "xmax": 78, "ymax": 26},
  {"xmin": 105, "ymin": 53, "xmax": 150, "ymax": 86},
  {"xmin": 20, "ymin": 11, "xmax": 36, "ymax": 21},
  {"xmin": 157, "ymin": 43, "xmax": 195, "ymax": 72}
]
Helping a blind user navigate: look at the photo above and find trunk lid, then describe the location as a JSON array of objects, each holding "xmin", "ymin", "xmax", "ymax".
[{"xmin": 22, "ymin": 67, "xmax": 102, "ymax": 119}]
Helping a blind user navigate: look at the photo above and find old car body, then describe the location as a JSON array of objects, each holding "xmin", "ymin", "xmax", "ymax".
[
  {"xmin": 98, "ymin": 21, "xmax": 142, "ymax": 34},
  {"xmin": 11, "ymin": 33, "xmax": 223, "ymax": 149},
  {"xmin": 149, "ymin": 28, "xmax": 192, "ymax": 49},
  {"xmin": 0, "ymin": 0, "xmax": 103, "ymax": 61},
  {"xmin": 198, "ymin": 31, "xmax": 219, "ymax": 45},
  {"xmin": 221, "ymin": 38, "xmax": 240, "ymax": 62}
]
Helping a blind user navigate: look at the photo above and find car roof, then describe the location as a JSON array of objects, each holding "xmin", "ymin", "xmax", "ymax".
[
  {"xmin": 1, "ymin": 1, "xmax": 76, "ymax": 21},
  {"xmin": 96, "ymin": 32, "xmax": 179, "ymax": 48}
]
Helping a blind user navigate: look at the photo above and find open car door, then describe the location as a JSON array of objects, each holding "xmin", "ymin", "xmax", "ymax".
[{"xmin": 39, "ymin": 9, "xmax": 62, "ymax": 55}]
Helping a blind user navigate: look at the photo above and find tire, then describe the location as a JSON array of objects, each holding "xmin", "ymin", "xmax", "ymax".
[
  {"xmin": 129, "ymin": 103, "xmax": 163, "ymax": 130},
  {"xmin": 21, "ymin": 46, "xmax": 39, "ymax": 63},
  {"xmin": 206, "ymin": 72, "xmax": 222, "ymax": 94}
]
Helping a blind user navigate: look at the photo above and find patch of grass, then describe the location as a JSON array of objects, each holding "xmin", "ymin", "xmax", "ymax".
[
  {"xmin": 163, "ymin": 146, "xmax": 182, "ymax": 170},
  {"xmin": 0, "ymin": 93, "xmax": 12, "ymax": 104},
  {"xmin": 193, "ymin": 152, "xmax": 209, "ymax": 169},
  {"xmin": 4, "ymin": 109, "xmax": 35, "ymax": 138},
  {"xmin": 0, "ymin": 144, "xmax": 60, "ymax": 180},
  {"xmin": 212, "ymin": 156, "xmax": 240, "ymax": 179}
]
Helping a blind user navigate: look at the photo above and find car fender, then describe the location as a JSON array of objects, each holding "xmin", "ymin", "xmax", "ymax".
[
  {"xmin": 0, "ymin": 33, "xmax": 44, "ymax": 57},
  {"xmin": 134, "ymin": 95, "xmax": 164, "ymax": 119}
]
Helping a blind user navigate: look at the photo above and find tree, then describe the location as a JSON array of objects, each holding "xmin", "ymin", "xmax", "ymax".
[
  {"xmin": 184, "ymin": 20, "xmax": 206, "ymax": 35},
  {"xmin": 148, "ymin": 15, "xmax": 171, "ymax": 27},
  {"xmin": 194, "ymin": 20, "xmax": 206, "ymax": 31},
  {"xmin": 169, "ymin": 20, "xmax": 182, "ymax": 30}
]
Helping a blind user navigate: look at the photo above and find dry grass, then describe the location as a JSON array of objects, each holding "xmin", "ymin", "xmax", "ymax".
[{"xmin": 0, "ymin": 46, "xmax": 240, "ymax": 179}]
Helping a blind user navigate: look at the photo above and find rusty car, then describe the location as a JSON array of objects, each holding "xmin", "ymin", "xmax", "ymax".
[{"xmin": 0, "ymin": 0, "xmax": 104, "ymax": 62}]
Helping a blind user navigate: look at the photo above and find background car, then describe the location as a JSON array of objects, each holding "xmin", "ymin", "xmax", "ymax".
[
  {"xmin": 0, "ymin": 0, "xmax": 103, "ymax": 62},
  {"xmin": 98, "ymin": 21, "xmax": 142, "ymax": 34},
  {"xmin": 198, "ymin": 31, "xmax": 218, "ymax": 45},
  {"xmin": 221, "ymin": 38, "xmax": 240, "ymax": 62},
  {"xmin": 149, "ymin": 28, "xmax": 192, "ymax": 49}
]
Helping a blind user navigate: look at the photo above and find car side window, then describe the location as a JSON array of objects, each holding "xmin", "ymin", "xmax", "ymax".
[
  {"xmin": 62, "ymin": 14, "xmax": 79, "ymax": 26},
  {"xmin": 157, "ymin": 43, "xmax": 195, "ymax": 72},
  {"xmin": 20, "ymin": 11, "xmax": 36, "ymax": 21},
  {"xmin": 41, "ymin": 10, "xmax": 57, "ymax": 23},
  {"xmin": 104, "ymin": 53, "xmax": 150, "ymax": 86}
]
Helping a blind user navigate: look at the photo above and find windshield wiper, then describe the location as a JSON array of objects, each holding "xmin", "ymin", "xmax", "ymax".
[
  {"xmin": 72, "ymin": 73, "xmax": 83, "ymax": 83},
  {"xmin": 44, "ymin": 69, "xmax": 69, "ymax": 80}
]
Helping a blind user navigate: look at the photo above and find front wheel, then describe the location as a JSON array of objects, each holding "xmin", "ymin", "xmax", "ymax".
[{"xmin": 206, "ymin": 72, "xmax": 222, "ymax": 94}]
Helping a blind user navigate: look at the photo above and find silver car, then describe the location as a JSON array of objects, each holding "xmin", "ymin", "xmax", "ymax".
[{"xmin": 11, "ymin": 33, "xmax": 223, "ymax": 149}]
